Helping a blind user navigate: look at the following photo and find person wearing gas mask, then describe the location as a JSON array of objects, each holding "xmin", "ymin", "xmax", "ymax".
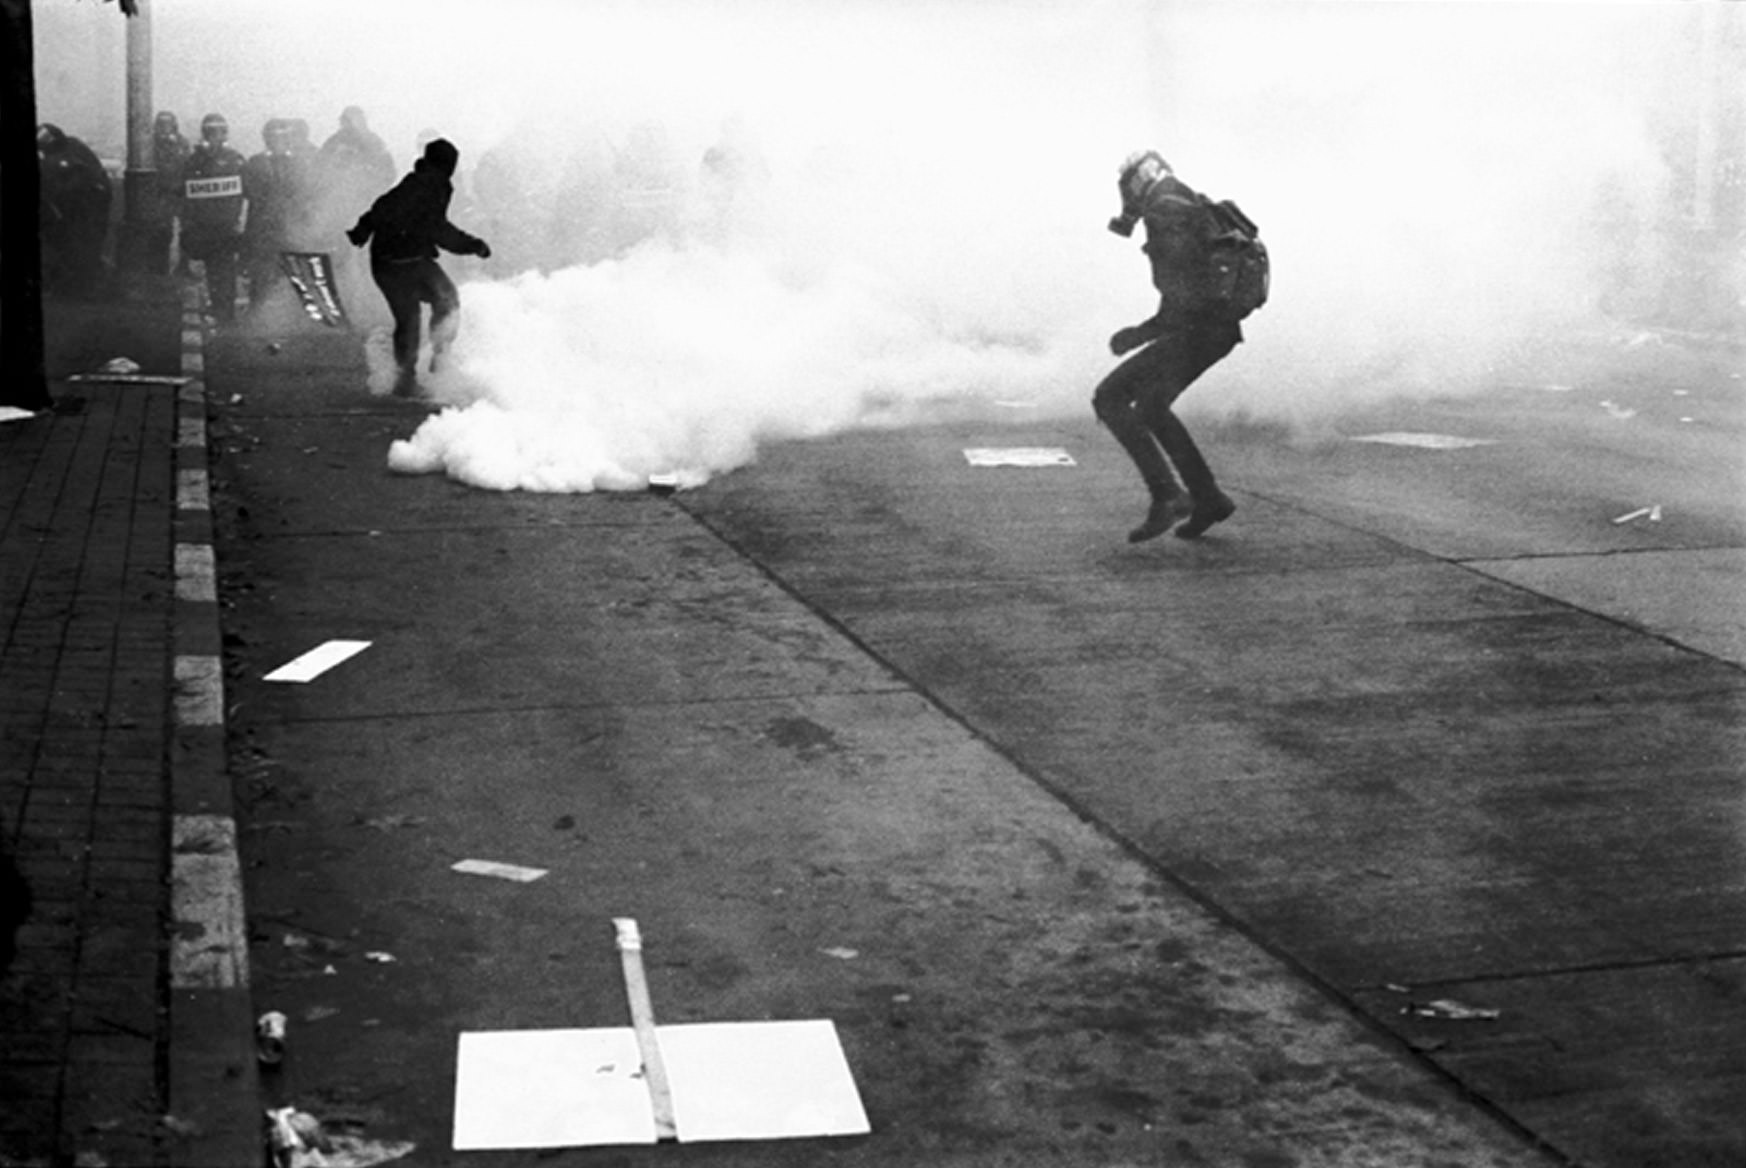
[
  {"xmin": 146, "ymin": 112, "xmax": 191, "ymax": 275},
  {"xmin": 180, "ymin": 113, "xmax": 249, "ymax": 322},
  {"xmin": 345, "ymin": 138, "xmax": 491, "ymax": 397},
  {"xmin": 1093, "ymin": 150, "xmax": 1242, "ymax": 542}
]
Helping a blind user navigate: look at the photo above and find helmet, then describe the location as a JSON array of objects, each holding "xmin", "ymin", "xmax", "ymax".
[
  {"xmin": 200, "ymin": 113, "xmax": 229, "ymax": 143},
  {"xmin": 154, "ymin": 111, "xmax": 179, "ymax": 135},
  {"xmin": 1117, "ymin": 150, "xmax": 1170, "ymax": 203}
]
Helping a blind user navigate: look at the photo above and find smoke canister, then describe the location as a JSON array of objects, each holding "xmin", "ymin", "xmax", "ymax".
[{"xmin": 256, "ymin": 1010, "xmax": 287, "ymax": 1065}]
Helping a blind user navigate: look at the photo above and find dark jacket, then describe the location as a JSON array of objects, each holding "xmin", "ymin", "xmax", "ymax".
[
  {"xmin": 348, "ymin": 162, "xmax": 484, "ymax": 265},
  {"xmin": 1138, "ymin": 174, "xmax": 1221, "ymax": 315},
  {"xmin": 180, "ymin": 141, "xmax": 248, "ymax": 241},
  {"xmin": 147, "ymin": 129, "xmax": 191, "ymax": 226}
]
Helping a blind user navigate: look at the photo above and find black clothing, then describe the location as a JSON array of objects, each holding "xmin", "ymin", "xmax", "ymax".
[
  {"xmin": 242, "ymin": 129, "xmax": 317, "ymax": 305},
  {"xmin": 182, "ymin": 138, "xmax": 248, "ymax": 320},
  {"xmin": 1093, "ymin": 319, "xmax": 1239, "ymax": 500},
  {"xmin": 37, "ymin": 127, "xmax": 112, "ymax": 294},
  {"xmin": 1093, "ymin": 166, "xmax": 1244, "ymax": 538},
  {"xmin": 146, "ymin": 122, "xmax": 191, "ymax": 274},
  {"xmin": 348, "ymin": 148, "xmax": 488, "ymax": 391},
  {"xmin": 349, "ymin": 164, "xmax": 485, "ymax": 265},
  {"xmin": 373, "ymin": 258, "xmax": 461, "ymax": 391}
]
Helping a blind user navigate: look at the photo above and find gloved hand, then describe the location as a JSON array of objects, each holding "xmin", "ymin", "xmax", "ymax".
[
  {"xmin": 1109, "ymin": 326, "xmax": 1145, "ymax": 356},
  {"xmin": 345, "ymin": 226, "xmax": 366, "ymax": 247},
  {"xmin": 474, "ymin": 240, "xmax": 492, "ymax": 260}
]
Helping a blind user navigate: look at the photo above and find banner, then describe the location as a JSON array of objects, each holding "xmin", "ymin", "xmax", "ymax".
[{"xmin": 278, "ymin": 252, "xmax": 348, "ymax": 327}]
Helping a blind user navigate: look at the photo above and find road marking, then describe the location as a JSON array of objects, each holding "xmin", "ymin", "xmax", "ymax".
[
  {"xmin": 452, "ymin": 858, "xmax": 549, "ymax": 882},
  {"xmin": 963, "ymin": 447, "xmax": 1076, "ymax": 467},
  {"xmin": 264, "ymin": 639, "xmax": 372, "ymax": 683},
  {"xmin": 170, "ymin": 814, "xmax": 251, "ymax": 989},
  {"xmin": 177, "ymin": 469, "xmax": 210, "ymax": 511},
  {"xmin": 175, "ymin": 544, "xmax": 217, "ymax": 602},
  {"xmin": 173, "ymin": 654, "xmax": 224, "ymax": 726},
  {"xmin": 1350, "ymin": 432, "xmax": 1498, "ymax": 449}
]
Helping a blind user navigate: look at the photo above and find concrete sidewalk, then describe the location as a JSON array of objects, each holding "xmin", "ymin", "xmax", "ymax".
[{"xmin": 0, "ymin": 277, "xmax": 257, "ymax": 1168}]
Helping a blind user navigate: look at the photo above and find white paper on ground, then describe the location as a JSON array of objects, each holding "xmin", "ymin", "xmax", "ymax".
[
  {"xmin": 451, "ymin": 858, "xmax": 548, "ymax": 882},
  {"xmin": 1612, "ymin": 504, "xmax": 1665, "ymax": 525},
  {"xmin": 963, "ymin": 447, "xmax": 1076, "ymax": 467},
  {"xmin": 1349, "ymin": 432, "xmax": 1499, "ymax": 450},
  {"xmin": 451, "ymin": 1019, "xmax": 869, "ymax": 1150},
  {"xmin": 1, "ymin": 407, "xmax": 37, "ymax": 424},
  {"xmin": 662, "ymin": 1020, "xmax": 870, "ymax": 1142},
  {"xmin": 263, "ymin": 639, "xmax": 372, "ymax": 682},
  {"xmin": 452, "ymin": 1028, "xmax": 656, "ymax": 1150},
  {"xmin": 68, "ymin": 373, "xmax": 192, "ymax": 386}
]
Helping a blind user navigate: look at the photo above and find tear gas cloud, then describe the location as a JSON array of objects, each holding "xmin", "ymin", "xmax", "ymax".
[{"xmin": 34, "ymin": 0, "xmax": 1732, "ymax": 491}]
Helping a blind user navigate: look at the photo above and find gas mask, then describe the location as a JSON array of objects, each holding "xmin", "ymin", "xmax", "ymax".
[{"xmin": 1107, "ymin": 150, "xmax": 1170, "ymax": 236}]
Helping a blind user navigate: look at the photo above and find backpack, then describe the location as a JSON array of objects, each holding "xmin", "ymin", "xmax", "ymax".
[{"xmin": 1199, "ymin": 195, "xmax": 1270, "ymax": 321}]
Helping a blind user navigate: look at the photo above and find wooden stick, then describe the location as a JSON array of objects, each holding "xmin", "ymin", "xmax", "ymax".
[{"xmin": 612, "ymin": 918, "xmax": 677, "ymax": 1140}]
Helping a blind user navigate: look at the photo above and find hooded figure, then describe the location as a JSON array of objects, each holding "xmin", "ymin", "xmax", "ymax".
[
  {"xmin": 346, "ymin": 137, "xmax": 491, "ymax": 396},
  {"xmin": 36, "ymin": 124, "xmax": 113, "ymax": 295},
  {"xmin": 1091, "ymin": 150, "xmax": 1244, "ymax": 542}
]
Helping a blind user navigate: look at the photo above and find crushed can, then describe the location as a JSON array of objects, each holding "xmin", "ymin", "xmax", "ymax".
[{"xmin": 256, "ymin": 1010, "xmax": 287, "ymax": 1065}]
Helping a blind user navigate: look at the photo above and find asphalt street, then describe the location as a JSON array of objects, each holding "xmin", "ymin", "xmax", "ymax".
[{"xmin": 205, "ymin": 318, "xmax": 1743, "ymax": 1167}]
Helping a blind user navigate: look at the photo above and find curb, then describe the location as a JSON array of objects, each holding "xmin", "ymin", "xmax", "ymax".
[{"xmin": 166, "ymin": 287, "xmax": 261, "ymax": 1166}]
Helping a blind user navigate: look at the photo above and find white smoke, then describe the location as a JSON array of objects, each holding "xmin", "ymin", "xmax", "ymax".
[
  {"xmin": 384, "ymin": 240, "xmax": 1109, "ymax": 491},
  {"xmin": 31, "ymin": 0, "xmax": 1735, "ymax": 490}
]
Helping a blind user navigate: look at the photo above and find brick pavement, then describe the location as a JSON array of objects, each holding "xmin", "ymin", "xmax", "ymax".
[
  {"xmin": 0, "ymin": 278, "xmax": 255, "ymax": 1168},
  {"xmin": 2, "ymin": 372, "xmax": 177, "ymax": 1167}
]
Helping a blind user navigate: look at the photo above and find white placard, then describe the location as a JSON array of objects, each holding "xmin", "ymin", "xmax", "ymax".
[
  {"xmin": 452, "ymin": 1020, "xmax": 869, "ymax": 1150},
  {"xmin": 453, "ymin": 1028, "xmax": 656, "ymax": 1150},
  {"xmin": 663, "ymin": 1020, "xmax": 870, "ymax": 1142}
]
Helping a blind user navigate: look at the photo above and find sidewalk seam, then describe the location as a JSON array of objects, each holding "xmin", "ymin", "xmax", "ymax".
[{"xmin": 166, "ymin": 285, "xmax": 261, "ymax": 1166}]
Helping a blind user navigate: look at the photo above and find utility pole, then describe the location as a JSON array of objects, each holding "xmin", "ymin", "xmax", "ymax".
[{"xmin": 118, "ymin": 0, "xmax": 154, "ymax": 272}]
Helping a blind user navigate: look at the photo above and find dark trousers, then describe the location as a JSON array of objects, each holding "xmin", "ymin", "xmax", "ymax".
[
  {"xmin": 371, "ymin": 257, "xmax": 460, "ymax": 385},
  {"xmin": 1092, "ymin": 319, "xmax": 1239, "ymax": 501},
  {"xmin": 185, "ymin": 232, "xmax": 240, "ymax": 321}
]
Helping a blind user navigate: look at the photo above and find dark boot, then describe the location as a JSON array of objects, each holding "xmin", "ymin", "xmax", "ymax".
[
  {"xmin": 1128, "ymin": 490, "xmax": 1193, "ymax": 543},
  {"xmin": 1097, "ymin": 400, "xmax": 1189, "ymax": 543},
  {"xmin": 1175, "ymin": 491, "xmax": 1236, "ymax": 539}
]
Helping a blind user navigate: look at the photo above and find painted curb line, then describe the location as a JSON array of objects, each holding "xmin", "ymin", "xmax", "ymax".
[{"xmin": 166, "ymin": 286, "xmax": 262, "ymax": 1166}]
